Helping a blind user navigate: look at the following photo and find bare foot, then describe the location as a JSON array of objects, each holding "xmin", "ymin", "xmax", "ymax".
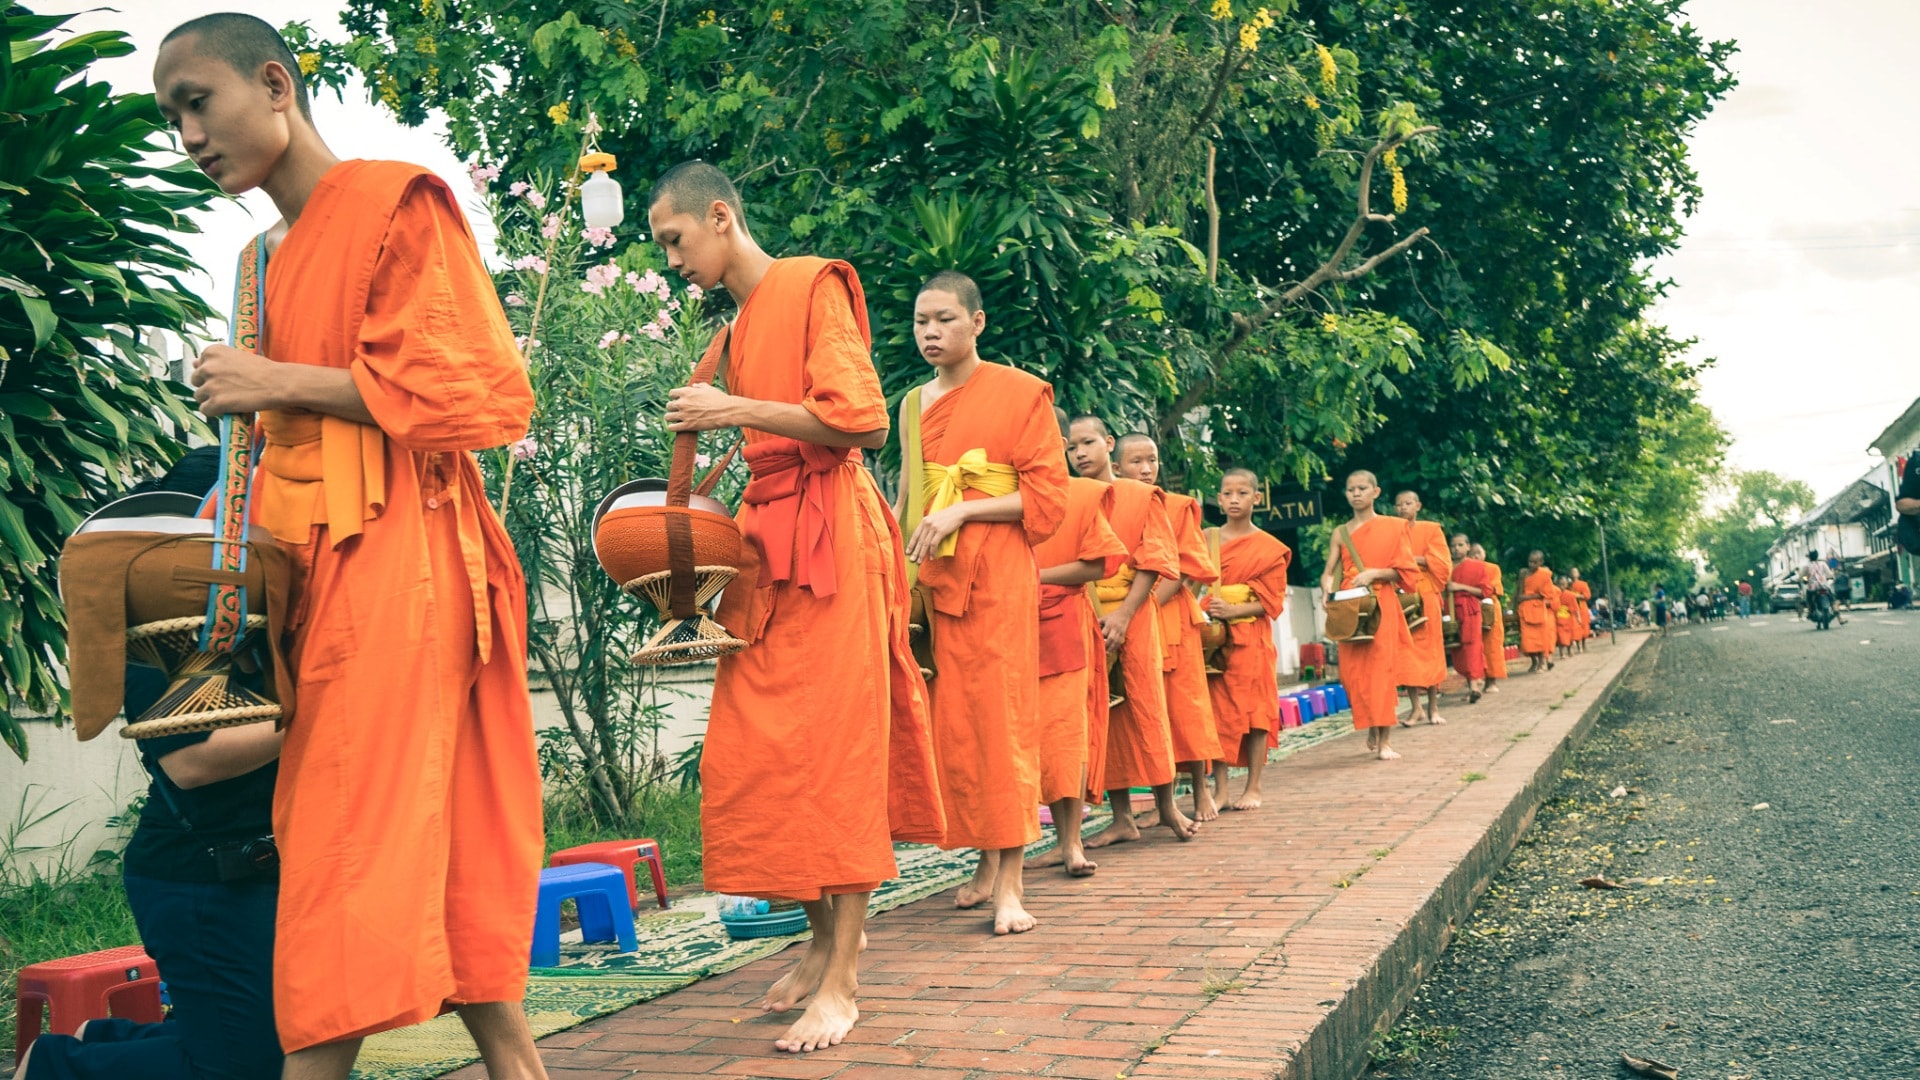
[
  {"xmin": 1064, "ymin": 849, "xmax": 1099, "ymax": 877},
  {"xmin": 1426, "ymin": 713, "xmax": 1447, "ymax": 725},
  {"xmin": 993, "ymin": 894, "xmax": 1037, "ymax": 935},
  {"xmin": 1486, "ymin": 683, "xmax": 1500, "ymax": 693},
  {"xmin": 762, "ymin": 942, "xmax": 830, "ymax": 1013},
  {"xmin": 1160, "ymin": 806, "xmax": 1199, "ymax": 841},
  {"xmin": 1377, "ymin": 747, "xmax": 1402, "ymax": 761},
  {"xmin": 774, "ymin": 987, "xmax": 859, "ymax": 1053},
  {"xmin": 1230, "ymin": 791, "xmax": 1263, "ymax": 811},
  {"xmin": 1085, "ymin": 816, "xmax": 1140, "ymax": 849},
  {"xmin": 1026, "ymin": 847, "xmax": 1066, "ymax": 868},
  {"xmin": 1192, "ymin": 785, "xmax": 1219, "ymax": 822},
  {"xmin": 954, "ymin": 857, "xmax": 994, "ymax": 909}
]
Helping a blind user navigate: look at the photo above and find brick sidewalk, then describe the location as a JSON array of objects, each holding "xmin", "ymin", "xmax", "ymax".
[{"xmin": 464, "ymin": 636, "xmax": 1647, "ymax": 1080}]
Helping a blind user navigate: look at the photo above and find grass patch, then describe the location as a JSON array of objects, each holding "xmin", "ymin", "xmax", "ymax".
[
  {"xmin": 1509, "ymin": 731, "xmax": 1531, "ymax": 741},
  {"xmin": 1370, "ymin": 847, "xmax": 1392, "ymax": 859},
  {"xmin": 1369, "ymin": 1022, "xmax": 1460, "ymax": 1065},
  {"xmin": 0, "ymin": 870, "xmax": 141, "ymax": 1051},
  {"xmin": 1200, "ymin": 972, "xmax": 1246, "ymax": 999},
  {"xmin": 543, "ymin": 783, "xmax": 706, "ymax": 888},
  {"xmin": 1462, "ymin": 771, "xmax": 1488, "ymax": 782}
]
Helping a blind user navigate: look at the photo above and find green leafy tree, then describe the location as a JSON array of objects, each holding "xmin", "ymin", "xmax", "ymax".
[
  {"xmin": 1693, "ymin": 470, "xmax": 1816, "ymax": 593},
  {"xmin": 0, "ymin": 7, "xmax": 218, "ymax": 759}
]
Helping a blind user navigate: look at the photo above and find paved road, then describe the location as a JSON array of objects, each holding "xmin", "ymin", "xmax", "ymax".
[{"xmin": 1373, "ymin": 611, "xmax": 1920, "ymax": 1080}]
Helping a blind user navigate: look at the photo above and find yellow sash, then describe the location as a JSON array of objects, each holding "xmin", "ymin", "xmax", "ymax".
[
  {"xmin": 899, "ymin": 385, "xmax": 1020, "ymax": 564},
  {"xmin": 1202, "ymin": 527, "xmax": 1257, "ymax": 624},
  {"xmin": 1094, "ymin": 563, "xmax": 1136, "ymax": 610},
  {"xmin": 256, "ymin": 410, "xmax": 387, "ymax": 547}
]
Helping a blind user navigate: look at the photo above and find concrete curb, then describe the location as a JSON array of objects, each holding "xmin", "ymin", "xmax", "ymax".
[{"xmin": 1127, "ymin": 635, "xmax": 1652, "ymax": 1080}]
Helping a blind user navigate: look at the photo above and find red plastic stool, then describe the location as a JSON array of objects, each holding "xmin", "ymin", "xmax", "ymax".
[
  {"xmin": 550, "ymin": 839, "xmax": 669, "ymax": 910},
  {"xmin": 1299, "ymin": 642, "xmax": 1327, "ymax": 669},
  {"xmin": 15, "ymin": 944, "xmax": 164, "ymax": 1058}
]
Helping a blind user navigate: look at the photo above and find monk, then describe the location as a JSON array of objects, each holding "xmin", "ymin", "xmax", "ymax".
[
  {"xmin": 1446, "ymin": 533, "xmax": 1490, "ymax": 702},
  {"xmin": 1066, "ymin": 417, "xmax": 1197, "ymax": 844},
  {"xmin": 1568, "ymin": 568, "xmax": 1593, "ymax": 652},
  {"xmin": 1321, "ymin": 471, "xmax": 1418, "ymax": 761},
  {"xmin": 1205, "ymin": 469, "xmax": 1292, "ymax": 810},
  {"xmin": 1114, "ymin": 434, "xmax": 1224, "ymax": 821},
  {"xmin": 1554, "ymin": 575, "xmax": 1577, "ymax": 659},
  {"xmin": 157, "ymin": 16, "xmax": 546, "ymax": 1078},
  {"xmin": 895, "ymin": 271, "xmax": 1067, "ymax": 935},
  {"xmin": 650, "ymin": 161, "xmax": 944, "ymax": 1052},
  {"xmin": 1472, "ymin": 542, "xmax": 1508, "ymax": 692},
  {"xmin": 1392, "ymin": 490, "xmax": 1452, "ymax": 726},
  {"xmin": 1517, "ymin": 550, "xmax": 1558, "ymax": 672},
  {"xmin": 1026, "ymin": 407, "xmax": 1127, "ymax": 878}
]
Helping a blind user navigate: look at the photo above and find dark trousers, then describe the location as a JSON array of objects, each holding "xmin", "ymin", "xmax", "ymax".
[{"xmin": 23, "ymin": 872, "xmax": 281, "ymax": 1080}]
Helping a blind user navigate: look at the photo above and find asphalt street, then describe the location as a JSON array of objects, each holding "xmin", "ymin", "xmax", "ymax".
[{"xmin": 1372, "ymin": 608, "xmax": 1920, "ymax": 1080}]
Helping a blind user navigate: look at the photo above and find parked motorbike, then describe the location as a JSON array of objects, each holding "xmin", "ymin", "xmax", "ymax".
[{"xmin": 1808, "ymin": 586, "xmax": 1836, "ymax": 631}]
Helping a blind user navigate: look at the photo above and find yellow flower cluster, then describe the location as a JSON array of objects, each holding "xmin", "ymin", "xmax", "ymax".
[
  {"xmin": 612, "ymin": 29, "xmax": 638, "ymax": 59},
  {"xmin": 414, "ymin": 33, "xmax": 436, "ymax": 56},
  {"xmin": 1321, "ymin": 313, "xmax": 1339, "ymax": 333},
  {"xmin": 548, "ymin": 102, "xmax": 570, "ymax": 125},
  {"xmin": 1384, "ymin": 146, "xmax": 1408, "ymax": 214},
  {"xmin": 1210, "ymin": 0, "xmax": 1233, "ymax": 20},
  {"xmin": 297, "ymin": 51, "xmax": 320, "ymax": 77},
  {"xmin": 377, "ymin": 72, "xmax": 400, "ymax": 110},
  {"xmin": 1317, "ymin": 43, "xmax": 1338, "ymax": 92},
  {"xmin": 1304, "ymin": 92, "xmax": 1319, "ymax": 111},
  {"xmin": 697, "ymin": 9, "xmax": 717, "ymax": 27},
  {"xmin": 1239, "ymin": 7, "xmax": 1276, "ymax": 52}
]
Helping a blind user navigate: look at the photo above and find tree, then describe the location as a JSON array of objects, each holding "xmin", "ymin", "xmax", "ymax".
[
  {"xmin": 0, "ymin": 7, "xmax": 218, "ymax": 759},
  {"xmin": 1694, "ymin": 470, "xmax": 1816, "ymax": 591}
]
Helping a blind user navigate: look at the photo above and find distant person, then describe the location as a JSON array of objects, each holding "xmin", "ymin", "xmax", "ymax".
[
  {"xmin": 1737, "ymin": 579, "xmax": 1752, "ymax": 618},
  {"xmin": 1890, "ymin": 582, "xmax": 1913, "ymax": 611}
]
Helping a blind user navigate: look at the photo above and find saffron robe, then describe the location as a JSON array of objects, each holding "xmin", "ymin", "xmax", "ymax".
[
  {"xmin": 1571, "ymin": 579, "xmax": 1594, "ymax": 640},
  {"xmin": 1395, "ymin": 519, "xmax": 1452, "ymax": 689},
  {"xmin": 1449, "ymin": 557, "xmax": 1492, "ymax": 680},
  {"xmin": 1033, "ymin": 477, "xmax": 1126, "ymax": 803},
  {"xmin": 1518, "ymin": 567, "xmax": 1559, "ymax": 657},
  {"xmin": 1556, "ymin": 587, "xmax": 1578, "ymax": 647},
  {"xmin": 1483, "ymin": 563, "xmax": 1509, "ymax": 679},
  {"xmin": 257, "ymin": 160, "xmax": 542, "ymax": 1051},
  {"xmin": 1332, "ymin": 516, "xmax": 1418, "ymax": 730},
  {"xmin": 1207, "ymin": 528, "xmax": 1292, "ymax": 767},
  {"xmin": 1096, "ymin": 478, "xmax": 1181, "ymax": 791},
  {"xmin": 1158, "ymin": 492, "xmax": 1224, "ymax": 765},
  {"xmin": 912, "ymin": 362, "xmax": 1068, "ymax": 851},
  {"xmin": 706, "ymin": 257, "xmax": 945, "ymax": 900}
]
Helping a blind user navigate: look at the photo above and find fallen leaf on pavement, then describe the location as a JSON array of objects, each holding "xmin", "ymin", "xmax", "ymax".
[
  {"xmin": 1752, "ymin": 802, "xmax": 1770, "ymax": 811},
  {"xmin": 1580, "ymin": 875, "xmax": 1625, "ymax": 890},
  {"xmin": 1621, "ymin": 1052, "xmax": 1680, "ymax": 1079},
  {"xmin": 1611, "ymin": 785, "xmax": 1628, "ymax": 798},
  {"xmin": 1768, "ymin": 718, "xmax": 1796, "ymax": 725}
]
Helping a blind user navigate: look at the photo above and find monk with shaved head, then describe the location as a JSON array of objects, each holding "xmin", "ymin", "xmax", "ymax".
[
  {"xmin": 1472, "ymin": 543, "xmax": 1508, "ymax": 690},
  {"xmin": 1321, "ymin": 471, "xmax": 1418, "ymax": 760},
  {"xmin": 1205, "ymin": 469, "xmax": 1292, "ymax": 809},
  {"xmin": 1392, "ymin": 490, "xmax": 1451, "ymax": 725},
  {"xmin": 154, "ymin": 13, "xmax": 546, "ymax": 1078},
  {"xmin": 650, "ymin": 161, "xmax": 945, "ymax": 1052}
]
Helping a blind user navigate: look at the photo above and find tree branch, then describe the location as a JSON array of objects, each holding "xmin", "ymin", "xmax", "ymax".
[
  {"xmin": 1204, "ymin": 140, "xmax": 1220, "ymax": 284},
  {"xmin": 1155, "ymin": 124, "xmax": 1441, "ymax": 438}
]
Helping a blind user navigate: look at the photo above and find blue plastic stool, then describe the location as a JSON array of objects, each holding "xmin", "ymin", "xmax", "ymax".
[
  {"xmin": 532, "ymin": 863, "xmax": 637, "ymax": 968},
  {"xmin": 1325, "ymin": 685, "xmax": 1349, "ymax": 712},
  {"xmin": 1290, "ymin": 692, "xmax": 1315, "ymax": 723}
]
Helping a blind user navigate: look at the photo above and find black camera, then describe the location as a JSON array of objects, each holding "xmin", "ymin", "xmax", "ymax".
[{"xmin": 208, "ymin": 835, "xmax": 279, "ymax": 882}]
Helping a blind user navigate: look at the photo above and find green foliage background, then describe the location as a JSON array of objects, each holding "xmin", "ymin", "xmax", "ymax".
[
  {"xmin": 0, "ymin": 7, "xmax": 217, "ymax": 758},
  {"xmin": 294, "ymin": 0, "xmax": 1732, "ymax": 590}
]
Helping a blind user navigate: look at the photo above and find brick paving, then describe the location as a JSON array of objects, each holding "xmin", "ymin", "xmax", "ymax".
[{"xmin": 458, "ymin": 636, "xmax": 1646, "ymax": 1080}]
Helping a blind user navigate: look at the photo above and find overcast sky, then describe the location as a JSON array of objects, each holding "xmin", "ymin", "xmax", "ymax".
[{"xmin": 41, "ymin": 1, "xmax": 1920, "ymax": 503}]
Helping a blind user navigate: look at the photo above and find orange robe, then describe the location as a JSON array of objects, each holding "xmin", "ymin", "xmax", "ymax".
[
  {"xmin": 257, "ymin": 160, "xmax": 542, "ymax": 1050},
  {"xmin": 1571, "ymin": 580, "xmax": 1593, "ymax": 640},
  {"xmin": 705, "ymin": 257, "xmax": 944, "ymax": 900},
  {"xmin": 1483, "ymin": 563, "xmax": 1509, "ymax": 679},
  {"xmin": 1158, "ymin": 493, "xmax": 1223, "ymax": 766},
  {"xmin": 913, "ymin": 363, "xmax": 1068, "ymax": 851},
  {"xmin": 1395, "ymin": 519, "xmax": 1451, "ymax": 689},
  {"xmin": 1449, "ymin": 557, "xmax": 1491, "ymax": 680},
  {"xmin": 1097, "ymin": 478, "xmax": 1181, "ymax": 791},
  {"xmin": 1518, "ymin": 567, "xmax": 1559, "ymax": 657},
  {"xmin": 1033, "ymin": 478, "xmax": 1126, "ymax": 804},
  {"xmin": 1333, "ymin": 515, "xmax": 1419, "ymax": 729},
  {"xmin": 1556, "ymin": 587, "xmax": 1577, "ymax": 647},
  {"xmin": 1207, "ymin": 528, "xmax": 1291, "ymax": 767}
]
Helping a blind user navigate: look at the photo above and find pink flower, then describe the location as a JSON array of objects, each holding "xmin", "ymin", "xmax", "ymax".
[
  {"xmin": 597, "ymin": 329, "xmax": 626, "ymax": 350},
  {"xmin": 581, "ymin": 262, "xmax": 622, "ymax": 297},
  {"xmin": 467, "ymin": 162, "xmax": 500, "ymax": 195},
  {"xmin": 509, "ymin": 180, "xmax": 531, "ymax": 198},
  {"xmin": 686, "ymin": 283, "xmax": 704, "ymax": 299},
  {"xmin": 514, "ymin": 335, "xmax": 543, "ymax": 352},
  {"xmin": 666, "ymin": 298, "xmax": 682, "ymax": 313},
  {"xmin": 505, "ymin": 292, "xmax": 526, "ymax": 307},
  {"xmin": 695, "ymin": 453, "xmax": 712, "ymax": 469},
  {"xmin": 652, "ymin": 310, "xmax": 673, "ymax": 329},
  {"xmin": 510, "ymin": 437, "xmax": 538, "ymax": 461},
  {"xmin": 525, "ymin": 189, "xmax": 548, "ymax": 210},
  {"xmin": 542, "ymin": 213, "xmax": 563, "ymax": 240},
  {"xmin": 640, "ymin": 323, "xmax": 666, "ymax": 341},
  {"xmin": 583, "ymin": 226, "xmax": 616, "ymax": 249},
  {"xmin": 511, "ymin": 253, "xmax": 549, "ymax": 274},
  {"xmin": 629, "ymin": 269, "xmax": 665, "ymax": 297}
]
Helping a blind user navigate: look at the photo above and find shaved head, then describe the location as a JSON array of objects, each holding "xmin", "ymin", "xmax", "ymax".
[
  {"xmin": 1346, "ymin": 469, "xmax": 1378, "ymax": 487},
  {"xmin": 1223, "ymin": 467, "xmax": 1258, "ymax": 485},
  {"xmin": 1054, "ymin": 405, "xmax": 1070, "ymax": 437},
  {"xmin": 919, "ymin": 270, "xmax": 983, "ymax": 314},
  {"xmin": 649, "ymin": 160, "xmax": 746, "ymax": 223},
  {"xmin": 161, "ymin": 13, "xmax": 311, "ymax": 118},
  {"xmin": 1069, "ymin": 414, "xmax": 1110, "ymax": 438},
  {"xmin": 1115, "ymin": 432, "xmax": 1156, "ymax": 456},
  {"xmin": 1451, "ymin": 532, "xmax": 1469, "ymax": 545}
]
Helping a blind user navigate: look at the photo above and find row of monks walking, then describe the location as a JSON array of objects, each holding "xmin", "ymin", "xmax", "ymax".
[{"xmin": 70, "ymin": 18, "xmax": 1607, "ymax": 1070}]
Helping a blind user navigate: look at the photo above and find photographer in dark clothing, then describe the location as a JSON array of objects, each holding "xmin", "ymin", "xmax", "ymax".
[{"xmin": 20, "ymin": 449, "xmax": 284, "ymax": 1080}]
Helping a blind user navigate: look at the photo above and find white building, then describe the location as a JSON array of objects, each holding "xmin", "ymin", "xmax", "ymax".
[{"xmin": 1769, "ymin": 396, "xmax": 1917, "ymax": 596}]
